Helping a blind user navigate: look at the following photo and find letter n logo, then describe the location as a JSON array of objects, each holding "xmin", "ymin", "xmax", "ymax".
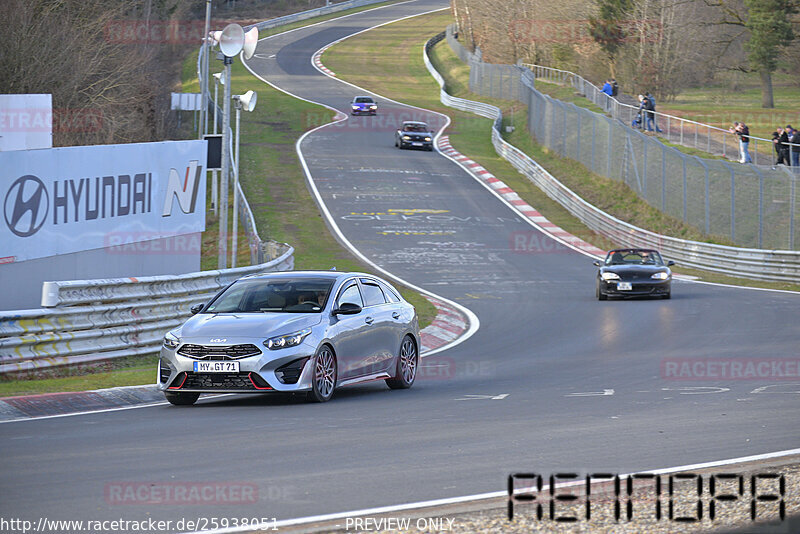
[{"xmin": 162, "ymin": 160, "xmax": 202, "ymax": 217}]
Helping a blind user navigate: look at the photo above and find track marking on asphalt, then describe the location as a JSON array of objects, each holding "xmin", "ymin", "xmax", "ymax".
[
  {"xmin": 455, "ymin": 394, "xmax": 509, "ymax": 401},
  {"xmin": 565, "ymin": 389, "xmax": 615, "ymax": 397},
  {"xmin": 751, "ymin": 383, "xmax": 800, "ymax": 394},
  {"xmin": 661, "ymin": 386, "xmax": 730, "ymax": 395}
]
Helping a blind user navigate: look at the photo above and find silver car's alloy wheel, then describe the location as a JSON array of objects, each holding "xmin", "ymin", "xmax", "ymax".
[
  {"xmin": 387, "ymin": 336, "xmax": 417, "ymax": 390},
  {"xmin": 309, "ymin": 346, "xmax": 337, "ymax": 402}
]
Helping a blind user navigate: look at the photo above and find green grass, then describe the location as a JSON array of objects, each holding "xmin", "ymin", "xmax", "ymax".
[
  {"xmin": 0, "ymin": 356, "xmax": 159, "ymax": 397},
  {"xmin": 323, "ymin": 11, "xmax": 800, "ymax": 293}
]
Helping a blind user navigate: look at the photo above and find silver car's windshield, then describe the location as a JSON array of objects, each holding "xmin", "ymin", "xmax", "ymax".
[
  {"xmin": 605, "ymin": 250, "xmax": 664, "ymax": 266},
  {"xmin": 205, "ymin": 278, "xmax": 335, "ymax": 313}
]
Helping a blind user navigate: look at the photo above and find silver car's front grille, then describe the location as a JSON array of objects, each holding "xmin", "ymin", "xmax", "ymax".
[{"xmin": 177, "ymin": 344, "xmax": 261, "ymax": 360}]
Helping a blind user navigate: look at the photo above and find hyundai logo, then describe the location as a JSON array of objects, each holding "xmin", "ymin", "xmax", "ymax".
[
  {"xmin": 210, "ymin": 338, "xmax": 227, "ymax": 343},
  {"xmin": 4, "ymin": 175, "xmax": 49, "ymax": 237}
]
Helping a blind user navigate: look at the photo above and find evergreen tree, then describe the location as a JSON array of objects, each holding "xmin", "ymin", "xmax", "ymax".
[
  {"xmin": 743, "ymin": 0, "xmax": 796, "ymax": 108},
  {"xmin": 589, "ymin": 0, "xmax": 634, "ymax": 77}
]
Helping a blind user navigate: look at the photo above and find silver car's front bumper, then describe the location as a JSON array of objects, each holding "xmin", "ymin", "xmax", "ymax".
[{"xmin": 157, "ymin": 339, "xmax": 317, "ymax": 394}]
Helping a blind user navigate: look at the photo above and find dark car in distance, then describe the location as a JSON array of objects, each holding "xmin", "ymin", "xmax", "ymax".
[
  {"xmin": 594, "ymin": 248, "xmax": 674, "ymax": 300},
  {"xmin": 395, "ymin": 121, "xmax": 434, "ymax": 151},
  {"xmin": 351, "ymin": 96, "xmax": 377, "ymax": 115}
]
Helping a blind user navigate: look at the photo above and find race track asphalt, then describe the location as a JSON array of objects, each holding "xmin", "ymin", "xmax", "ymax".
[{"xmin": 1, "ymin": 0, "xmax": 798, "ymax": 527}]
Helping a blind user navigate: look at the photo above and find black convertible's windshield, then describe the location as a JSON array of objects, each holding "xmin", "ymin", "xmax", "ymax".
[
  {"xmin": 605, "ymin": 250, "xmax": 664, "ymax": 266},
  {"xmin": 205, "ymin": 278, "xmax": 335, "ymax": 313},
  {"xmin": 403, "ymin": 123, "xmax": 428, "ymax": 132}
]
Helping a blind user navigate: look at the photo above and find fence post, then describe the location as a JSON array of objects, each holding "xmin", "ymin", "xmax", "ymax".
[
  {"xmin": 591, "ymin": 114, "xmax": 596, "ymax": 173},
  {"xmin": 682, "ymin": 157, "xmax": 687, "ymax": 222},
  {"xmin": 576, "ymin": 108, "xmax": 582, "ymax": 162},
  {"xmin": 720, "ymin": 161, "xmax": 736, "ymax": 242},
  {"xmin": 696, "ymin": 157, "xmax": 710, "ymax": 235},
  {"xmin": 643, "ymin": 137, "xmax": 648, "ymax": 199},
  {"xmin": 790, "ymin": 169, "xmax": 796, "ymax": 250},
  {"xmin": 662, "ymin": 145, "xmax": 667, "ymax": 212},
  {"xmin": 752, "ymin": 165, "xmax": 764, "ymax": 248},
  {"xmin": 607, "ymin": 118, "xmax": 613, "ymax": 178}
]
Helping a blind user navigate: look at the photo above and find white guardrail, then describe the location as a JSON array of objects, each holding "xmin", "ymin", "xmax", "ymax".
[
  {"xmin": 0, "ymin": 247, "xmax": 294, "ymax": 374},
  {"xmin": 424, "ymin": 32, "xmax": 800, "ymax": 283}
]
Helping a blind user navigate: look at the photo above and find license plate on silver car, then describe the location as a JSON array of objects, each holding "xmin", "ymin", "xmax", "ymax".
[
  {"xmin": 193, "ymin": 361, "xmax": 239, "ymax": 373},
  {"xmin": 412, "ymin": 142, "xmax": 423, "ymax": 146},
  {"xmin": 617, "ymin": 282, "xmax": 632, "ymax": 291}
]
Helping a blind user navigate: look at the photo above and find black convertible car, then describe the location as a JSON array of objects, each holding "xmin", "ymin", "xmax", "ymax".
[{"xmin": 594, "ymin": 248, "xmax": 674, "ymax": 300}]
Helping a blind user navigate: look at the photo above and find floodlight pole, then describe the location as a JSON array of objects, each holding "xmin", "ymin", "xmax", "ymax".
[
  {"xmin": 201, "ymin": 0, "xmax": 212, "ymax": 137},
  {"xmin": 231, "ymin": 100, "xmax": 242, "ymax": 267},
  {"xmin": 211, "ymin": 75, "xmax": 220, "ymax": 215},
  {"xmin": 218, "ymin": 57, "xmax": 232, "ymax": 269}
]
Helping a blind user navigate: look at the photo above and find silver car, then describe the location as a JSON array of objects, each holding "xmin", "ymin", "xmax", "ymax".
[{"xmin": 157, "ymin": 271, "xmax": 420, "ymax": 404}]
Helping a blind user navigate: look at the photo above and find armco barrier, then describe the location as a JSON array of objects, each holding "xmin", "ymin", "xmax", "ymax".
[
  {"xmin": 424, "ymin": 32, "xmax": 800, "ymax": 283},
  {"xmin": 0, "ymin": 246, "xmax": 293, "ymax": 374}
]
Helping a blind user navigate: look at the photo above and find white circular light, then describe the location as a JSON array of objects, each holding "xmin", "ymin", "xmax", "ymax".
[{"xmin": 219, "ymin": 24, "xmax": 245, "ymax": 58}]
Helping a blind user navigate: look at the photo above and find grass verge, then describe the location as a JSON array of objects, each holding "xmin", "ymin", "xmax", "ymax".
[{"xmin": 322, "ymin": 11, "xmax": 800, "ymax": 293}]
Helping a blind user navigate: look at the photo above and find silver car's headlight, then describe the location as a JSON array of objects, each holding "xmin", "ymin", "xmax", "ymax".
[
  {"xmin": 651, "ymin": 272, "xmax": 670, "ymax": 280},
  {"xmin": 265, "ymin": 328, "xmax": 312, "ymax": 350},
  {"xmin": 601, "ymin": 272, "xmax": 620, "ymax": 281},
  {"xmin": 425, "ymin": 137, "xmax": 432, "ymax": 141},
  {"xmin": 163, "ymin": 331, "xmax": 180, "ymax": 350},
  {"xmin": 402, "ymin": 135, "xmax": 411, "ymax": 140}
]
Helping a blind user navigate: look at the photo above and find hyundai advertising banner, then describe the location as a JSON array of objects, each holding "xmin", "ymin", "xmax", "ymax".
[{"xmin": 1, "ymin": 140, "xmax": 206, "ymax": 264}]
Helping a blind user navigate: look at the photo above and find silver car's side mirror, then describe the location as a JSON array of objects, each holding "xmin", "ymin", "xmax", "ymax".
[
  {"xmin": 593, "ymin": 260, "xmax": 601, "ymax": 267},
  {"xmin": 333, "ymin": 303, "xmax": 362, "ymax": 315},
  {"xmin": 190, "ymin": 303, "xmax": 204, "ymax": 315},
  {"xmin": 667, "ymin": 260, "xmax": 675, "ymax": 266}
]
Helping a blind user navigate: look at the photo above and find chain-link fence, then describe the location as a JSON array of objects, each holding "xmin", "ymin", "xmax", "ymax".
[{"xmin": 445, "ymin": 25, "xmax": 799, "ymax": 250}]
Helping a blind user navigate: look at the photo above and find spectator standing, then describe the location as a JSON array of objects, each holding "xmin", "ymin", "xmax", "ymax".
[
  {"xmin": 790, "ymin": 126, "xmax": 800, "ymax": 168},
  {"xmin": 774, "ymin": 127, "xmax": 790, "ymax": 166},
  {"xmin": 646, "ymin": 92, "xmax": 663, "ymax": 133},
  {"xmin": 601, "ymin": 80, "xmax": 613, "ymax": 111},
  {"xmin": 611, "ymin": 79, "xmax": 619, "ymax": 97},
  {"xmin": 729, "ymin": 122, "xmax": 752, "ymax": 164},
  {"xmin": 641, "ymin": 95, "xmax": 656, "ymax": 132}
]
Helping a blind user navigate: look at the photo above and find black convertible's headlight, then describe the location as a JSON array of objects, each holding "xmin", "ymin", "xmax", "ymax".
[
  {"xmin": 163, "ymin": 332, "xmax": 180, "ymax": 350},
  {"xmin": 264, "ymin": 328, "xmax": 312, "ymax": 350},
  {"xmin": 651, "ymin": 272, "xmax": 670, "ymax": 280},
  {"xmin": 601, "ymin": 272, "xmax": 620, "ymax": 281}
]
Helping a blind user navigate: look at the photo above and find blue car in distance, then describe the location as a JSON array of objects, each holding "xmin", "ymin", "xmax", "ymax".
[{"xmin": 351, "ymin": 96, "xmax": 377, "ymax": 115}]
